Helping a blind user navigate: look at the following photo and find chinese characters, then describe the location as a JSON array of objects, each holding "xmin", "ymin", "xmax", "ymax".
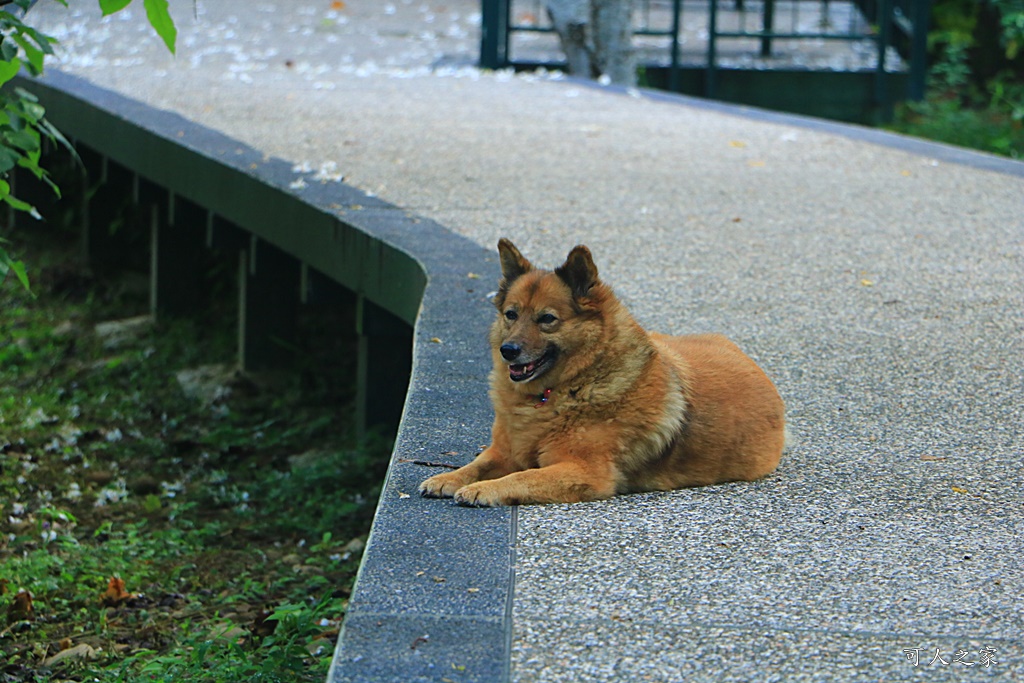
[{"xmin": 902, "ymin": 647, "xmax": 997, "ymax": 668}]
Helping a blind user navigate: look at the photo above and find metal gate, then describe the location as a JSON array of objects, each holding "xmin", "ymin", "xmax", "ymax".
[{"xmin": 480, "ymin": 0, "xmax": 930, "ymax": 123}]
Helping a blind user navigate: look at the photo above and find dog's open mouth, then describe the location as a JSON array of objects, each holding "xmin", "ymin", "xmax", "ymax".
[{"xmin": 508, "ymin": 348, "xmax": 558, "ymax": 383}]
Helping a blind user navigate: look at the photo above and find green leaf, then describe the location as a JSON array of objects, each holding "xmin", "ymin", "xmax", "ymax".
[
  {"xmin": 0, "ymin": 179, "xmax": 41, "ymax": 219},
  {"xmin": 39, "ymin": 117, "xmax": 78, "ymax": 161},
  {"xmin": 0, "ymin": 245, "xmax": 32, "ymax": 293},
  {"xmin": 13, "ymin": 87, "xmax": 38, "ymax": 104},
  {"xmin": 13, "ymin": 142, "xmax": 62, "ymax": 198},
  {"xmin": 18, "ymin": 25, "xmax": 58, "ymax": 58},
  {"xmin": 11, "ymin": 259, "xmax": 31, "ymax": 292},
  {"xmin": 0, "ymin": 147, "xmax": 17, "ymax": 179},
  {"xmin": 98, "ymin": 0, "xmax": 133, "ymax": 15},
  {"xmin": 12, "ymin": 89, "xmax": 46, "ymax": 124},
  {"xmin": 3, "ymin": 128, "xmax": 41, "ymax": 153},
  {"xmin": 143, "ymin": 0, "xmax": 177, "ymax": 54},
  {"xmin": 11, "ymin": 34, "xmax": 45, "ymax": 75},
  {"xmin": 3, "ymin": 192, "xmax": 41, "ymax": 219},
  {"xmin": 0, "ymin": 58, "xmax": 21, "ymax": 88},
  {"xmin": 1, "ymin": 41, "xmax": 18, "ymax": 62}
]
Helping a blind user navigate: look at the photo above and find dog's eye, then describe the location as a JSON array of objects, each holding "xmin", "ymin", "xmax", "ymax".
[
  {"xmin": 537, "ymin": 313, "xmax": 557, "ymax": 325},
  {"xmin": 504, "ymin": 309, "xmax": 518, "ymax": 321}
]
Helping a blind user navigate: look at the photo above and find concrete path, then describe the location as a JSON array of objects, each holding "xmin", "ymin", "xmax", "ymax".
[{"xmin": 26, "ymin": 1, "xmax": 1024, "ymax": 681}]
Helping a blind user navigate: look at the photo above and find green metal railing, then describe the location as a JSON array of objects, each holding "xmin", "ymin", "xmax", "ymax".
[
  {"xmin": 480, "ymin": 0, "xmax": 930, "ymax": 119},
  {"xmin": 15, "ymin": 72, "xmax": 420, "ymax": 436},
  {"xmin": 705, "ymin": 0, "xmax": 930, "ymax": 117},
  {"xmin": 481, "ymin": 0, "xmax": 681, "ymax": 70}
]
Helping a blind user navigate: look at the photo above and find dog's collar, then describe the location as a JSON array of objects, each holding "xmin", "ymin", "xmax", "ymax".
[{"xmin": 534, "ymin": 388, "xmax": 552, "ymax": 408}]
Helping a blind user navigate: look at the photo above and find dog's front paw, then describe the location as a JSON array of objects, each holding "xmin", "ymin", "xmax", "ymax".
[
  {"xmin": 419, "ymin": 471, "xmax": 466, "ymax": 499},
  {"xmin": 453, "ymin": 481, "xmax": 510, "ymax": 507}
]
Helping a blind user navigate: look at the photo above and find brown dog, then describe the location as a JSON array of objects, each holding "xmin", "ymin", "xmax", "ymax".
[{"xmin": 419, "ymin": 239, "xmax": 786, "ymax": 506}]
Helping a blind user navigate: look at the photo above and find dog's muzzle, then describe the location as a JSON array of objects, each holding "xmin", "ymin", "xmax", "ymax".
[{"xmin": 505, "ymin": 345, "xmax": 558, "ymax": 383}]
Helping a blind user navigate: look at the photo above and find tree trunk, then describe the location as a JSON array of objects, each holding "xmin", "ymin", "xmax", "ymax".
[
  {"xmin": 547, "ymin": 0, "xmax": 596, "ymax": 78},
  {"xmin": 591, "ymin": 0, "xmax": 635, "ymax": 85},
  {"xmin": 546, "ymin": 0, "xmax": 635, "ymax": 86}
]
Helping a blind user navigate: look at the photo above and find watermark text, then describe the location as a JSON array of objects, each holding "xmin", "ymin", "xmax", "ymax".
[{"xmin": 903, "ymin": 647, "xmax": 997, "ymax": 668}]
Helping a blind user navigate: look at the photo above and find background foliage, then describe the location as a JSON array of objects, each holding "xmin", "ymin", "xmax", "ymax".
[
  {"xmin": 2, "ymin": 215, "xmax": 380, "ymax": 682},
  {"xmin": 0, "ymin": 0, "xmax": 175, "ymax": 288},
  {"xmin": 892, "ymin": 0, "xmax": 1024, "ymax": 157}
]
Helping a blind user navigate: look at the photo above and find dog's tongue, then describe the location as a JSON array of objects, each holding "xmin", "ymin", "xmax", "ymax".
[{"xmin": 509, "ymin": 360, "xmax": 536, "ymax": 381}]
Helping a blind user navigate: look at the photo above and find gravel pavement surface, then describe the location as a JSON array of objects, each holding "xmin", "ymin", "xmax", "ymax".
[{"xmin": 25, "ymin": 1, "xmax": 1024, "ymax": 680}]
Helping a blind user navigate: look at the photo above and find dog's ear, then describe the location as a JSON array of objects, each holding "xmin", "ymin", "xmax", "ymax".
[
  {"xmin": 555, "ymin": 245, "xmax": 599, "ymax": 300},
  {"xmin": 494, "ymin": 239, "xmax": 534, "ymax": 308},
  {"xmin": 497, "ymin": 238, "xmax": 533, "ymax": 282}
]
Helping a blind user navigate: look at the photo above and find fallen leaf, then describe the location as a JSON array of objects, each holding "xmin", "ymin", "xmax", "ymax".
[
  {"xmin": 331, "ymin": 1, "xmax": 346, "ymax": 9},
  {"xmin": 729, "ymin": 140, "xmax": 747, "ymax": 148},
  {"xmin": 466, "ymin": 587, "xmax": 480, "ymax": 593},
  {"xmin": 100, "ymin": 576, "xmax": 134, "ymax": 606},
  {"xmin": 467, "ymin": 273, "xmax": 481, "ymax": 279},
  {"xmin": 430, "ymin": 337, "xmax": 443, "ymax": 344},
  {"xmin": 951, "ymin": 486, "xmax": 968, "ymax": 494},
  {"xmin": 432, "ymin": 576, "xmax": 446, "ymax": 583},
  {"xmin": 8, "ymin": 590, "xmax": 33, "ymax": 620},
  {"xmin": 398, "ymin": 491, "xmax": 411, "ymax": 499},
  {"xmin": 44, "ymin": 643, "xmax": 99, "ymax": 667},
  {"xmin": 342, "ymin": 537, "xmax": 365, "ymax": 553},
  {"xmin": 920, "ymin": 455, "xmax": 946, "ymax": 462},
  {"xmin": 209, "ymin": 621, "xmax": 248, "ymax": 643},
  {"xmin": 747, "ymin": 160, "xmax": 766, "ymax": 168},
  {"xmin": 860, "ymin": 279, "xmax": 874, "ymax": 286},
  {"xmin": 252, "ymin": 610, "xmax": 277, "ymax": 638}
]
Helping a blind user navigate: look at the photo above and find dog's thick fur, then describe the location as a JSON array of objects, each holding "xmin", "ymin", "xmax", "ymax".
[{"xmin": 419, "ymin": 239, "xmax": 785, "ymax": 506}]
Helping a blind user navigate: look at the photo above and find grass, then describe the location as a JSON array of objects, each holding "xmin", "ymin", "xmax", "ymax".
[
  {"xmin": 891, "ymin": 89, "xmax": 1024, "ymax": 159},
  {"xmin": 0, "ymin": 223, "xmax": 389, "ymax": 682}
]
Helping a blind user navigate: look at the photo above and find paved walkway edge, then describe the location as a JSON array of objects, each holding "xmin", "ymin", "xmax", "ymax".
[
  {"xmin": 591, "ymin": 77, "xmax": 1024, "ymax": 179},
  {"xmin": 15, "ymin": 68, "xmax": 515, "ymax": 683}
]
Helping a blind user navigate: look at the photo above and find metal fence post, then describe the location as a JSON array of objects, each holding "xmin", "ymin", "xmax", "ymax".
[
  {"xmin": 907, "ymin": 0, "xmax": 931, "ymax": 101},
  {"xmin": 480, "ymin": 0, "xmax": 511, "ymax": 69},
  {"xmin": 669, "ymin": 0, "xmax": 682, "ymax": 92},
  {"xmin": 706, "ymin": 0, "xmax": 719, "ymax": 98},
  {"xmin": 874, "ymin": 0, "xmax": 894, "ymax": 122},
  {"xmin": 760, "ymin": 0, "xmax": 776, "ymax": 57}
]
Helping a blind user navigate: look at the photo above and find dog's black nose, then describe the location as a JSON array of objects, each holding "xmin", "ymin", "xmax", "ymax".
[{"xmin": 500, "ymin": 343, "xmax": 521, "ymax": 361}]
